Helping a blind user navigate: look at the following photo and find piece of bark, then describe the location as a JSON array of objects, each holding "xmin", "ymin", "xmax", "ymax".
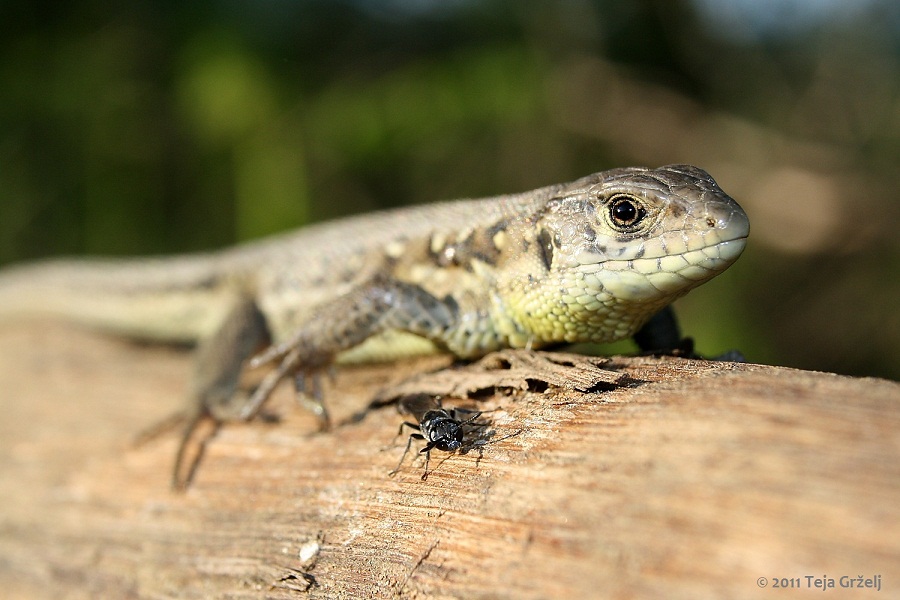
[
  {"xmin": 0, "ymin": 321, "xmax": 898, "ymax": 599},
  {"xmin": 371, "ymin": 349, "xmax": 627, "ymax": 407}
]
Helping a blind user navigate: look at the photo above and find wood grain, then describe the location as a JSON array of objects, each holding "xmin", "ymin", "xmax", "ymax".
[{"xmin": 1, "ymin": 321, "xmax": 898, "ymax": 599}]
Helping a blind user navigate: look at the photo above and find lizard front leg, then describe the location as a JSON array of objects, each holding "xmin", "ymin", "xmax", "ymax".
[
  {"xmin": 633, "ymin": 305, "xmax": 744, "ymax": 361},
  {"xmin": 244, "ymin": 273, "xmax": 461, "ymax": 422},
  {"xmin": 632, "ymin": 306, "xmax": 690, "ymax": 355}
]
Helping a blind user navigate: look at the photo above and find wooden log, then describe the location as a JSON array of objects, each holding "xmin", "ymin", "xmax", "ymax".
[{"xmin": 0, "ymin": 321, "xmax": 897, "ymax": 599}]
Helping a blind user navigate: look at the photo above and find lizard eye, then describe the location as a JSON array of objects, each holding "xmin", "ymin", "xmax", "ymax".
[{"xmin": 608, "ymin": 195, "xmax": 646, "ymax": 229}]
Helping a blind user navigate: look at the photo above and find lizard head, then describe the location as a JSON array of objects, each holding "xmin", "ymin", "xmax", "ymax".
[{"xmin": 496, "ymin": 164, "xmax": 750, "ymax": 346}]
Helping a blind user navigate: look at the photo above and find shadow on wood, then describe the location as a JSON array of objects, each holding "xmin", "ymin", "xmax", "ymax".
[{"xmin": 1, "ymin": 322, "xmax": 898, "ymax": 599}]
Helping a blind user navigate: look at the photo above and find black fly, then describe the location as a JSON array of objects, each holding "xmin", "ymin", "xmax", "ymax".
[{"xmin": 389, "ymin": 406, "xmax": 490, "ymax": 480}]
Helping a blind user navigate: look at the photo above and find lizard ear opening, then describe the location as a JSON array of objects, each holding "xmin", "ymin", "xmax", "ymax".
[{"xmin": 537, "ymin": 228, "xmax": 554, "ymax": 271}]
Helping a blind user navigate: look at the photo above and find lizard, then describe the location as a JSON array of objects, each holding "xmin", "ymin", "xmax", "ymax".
[{"xmin": 0, "ymin": 164, "xmax": 749, "ymax": 487}]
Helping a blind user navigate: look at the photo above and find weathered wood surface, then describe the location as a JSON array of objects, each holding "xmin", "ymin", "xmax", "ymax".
[{"xmin": 1, "ymin": 321, "xmax": 898, "ymax": 599}]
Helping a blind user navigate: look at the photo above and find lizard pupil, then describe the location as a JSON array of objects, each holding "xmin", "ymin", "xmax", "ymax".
[{"xmin": 609, "ymin": 196, "xmax": 645, "ymax": 228}]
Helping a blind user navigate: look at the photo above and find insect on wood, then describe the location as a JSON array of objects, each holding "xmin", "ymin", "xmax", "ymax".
[{"xmin": 389, "ymin": 406, "xmax": 491, "ymax": 480}]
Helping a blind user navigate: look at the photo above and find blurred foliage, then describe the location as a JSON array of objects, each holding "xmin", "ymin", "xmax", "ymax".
[{"xmin": 1, "ymin": 0, "xmax": 898, "ymax": 379}]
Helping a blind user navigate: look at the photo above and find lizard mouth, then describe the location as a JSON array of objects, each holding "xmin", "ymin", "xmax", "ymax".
[
  {"xmin": 576, "ymin": 232, "xmax": 748, "ymax": 272},
  {"xmin": 573, "ymin": 233, "xmax": 748, "ymax": 302},
  {"xmin": 707, "ymin": 235, "xmax": 749, "ymax": 263}
]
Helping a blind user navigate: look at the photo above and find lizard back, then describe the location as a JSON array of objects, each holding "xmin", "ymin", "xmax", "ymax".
[{"xmin": 0, "ymin": 185, "xmax": 558, "ymax": 344}]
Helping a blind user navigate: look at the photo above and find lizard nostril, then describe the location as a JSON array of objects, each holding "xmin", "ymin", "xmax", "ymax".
[{"xmin": 706, "ymin": 218, "xmax": 716, "ymax": 228}]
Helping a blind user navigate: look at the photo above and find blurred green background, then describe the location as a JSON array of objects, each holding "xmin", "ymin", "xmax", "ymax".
[{"xmin": 1, "ymin": 0, "xmax": 898, "ymax": 380}]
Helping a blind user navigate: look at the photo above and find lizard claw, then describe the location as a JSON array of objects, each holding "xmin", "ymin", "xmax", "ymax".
[
  {"xmin": 294, "ymin": 373, "xmax": 331, "ymax": 429},
  {"xmin": 241, "ymin": 344, "xmax": 332, "ymax": 429},
  {"xmin": 248, "ymin": 339, "xmax": 293, "ymax": 369},
  {"xmin": 241, "ymin": 346, "xmax": 303, "ymax": 420}
]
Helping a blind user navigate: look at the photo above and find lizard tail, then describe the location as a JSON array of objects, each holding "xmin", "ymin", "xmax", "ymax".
[{"xmin": 0, "ymin": 256, "xmax": 236, "ymax": 343}]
